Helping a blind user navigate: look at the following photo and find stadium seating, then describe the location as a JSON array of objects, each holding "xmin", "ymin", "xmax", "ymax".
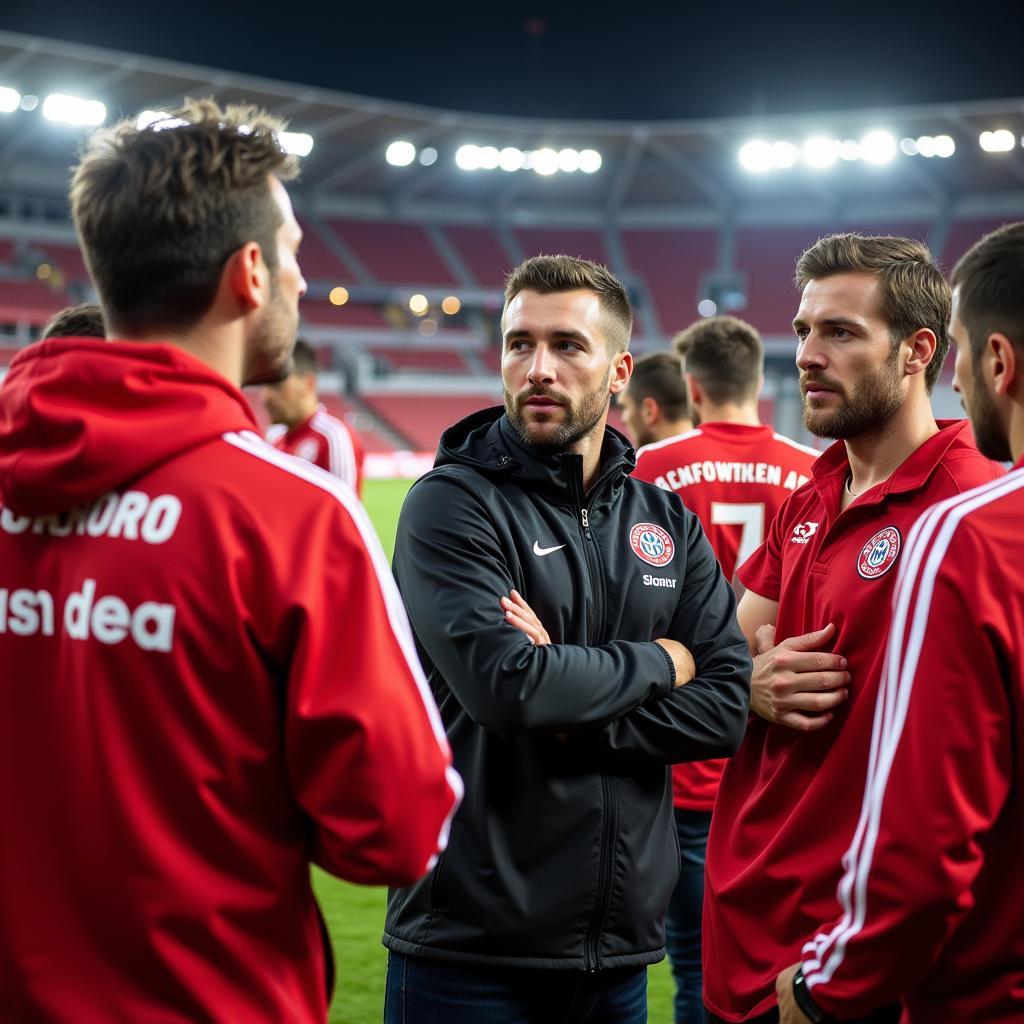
[
  {"xmin": 442, "ymin": 224, "xmax": 511, "ymax": 288},
  {"xmin": 367, "ymin": 346, "xmax": 473, "ymax": 374},
  {"xmin": 0, "ymin": 279, "xmax": 71, "ymax": 326},
  {"xmin": 361, "ymin": 393, "xmax": 498, "ymax": 451},
  {"xmin": 327, "ymin": 219, "xmax": 457, "ymax": 286},
  {"xmin": 296, "ymin": 217, "xmax": 356, "ymax": 282},
  {"xmin": 621, "ymin": 228, "xmax": 718, "ymax": 335}
]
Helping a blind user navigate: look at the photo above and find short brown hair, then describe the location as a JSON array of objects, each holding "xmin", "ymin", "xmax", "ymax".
[
  {"xmin": 41, "ymin": 302, "xmax": 105, "ymax": 340},
  {"xmin": 795, "ymin": 233, "xmax": 949, "ymax": 392},
  {"xmin": 289, "ymin": 338, "xmax": 319, "ymax": 376},
  {"xmin": 71, "ymin": 98, "xmax": 299, "ymax": 336},
  {"xmin": 951, "ymin": 222, "xmax": 1024, "ymax": 361},
  {"xmin": 627, "ymin": 352, "xmax": 690, "ymax": 419},
  {"xmin": 503, "ymin": 254, "xmax": 633, "ymax": 351},
  {"xmin": 674, "ymin": 315, "xmax": 763, "ymax": 403}
]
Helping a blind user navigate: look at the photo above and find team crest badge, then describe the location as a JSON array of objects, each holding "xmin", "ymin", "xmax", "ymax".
[
  {"xmin": 857, "ymin": 526, "xmax": 901, "ymax": 579},
  {"xmin": 629, "ymin": 523, "xmax": 675, "ymax": 567}
]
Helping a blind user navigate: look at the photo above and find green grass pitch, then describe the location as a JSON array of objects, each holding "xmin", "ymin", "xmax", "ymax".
[{"xmin": 318, "ymin": 478, "xmax": 674, "ymax": 1022}]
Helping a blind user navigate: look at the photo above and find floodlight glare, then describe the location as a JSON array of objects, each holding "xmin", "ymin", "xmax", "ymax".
[
  {"xmin": 578, "ymin": 149, "xmax": 602, "ymax": 173},
  {"xmin": 802, "ymin": 136, "xmax": 838, "ymax": 169},
  {"xmin": 697, "ymin": 298, "xmax": 718, "ymax": 318},
  {"xmin": 739, "ymin": 140, "xmax": 773, "ymax": 173},
  {"xmin": 136, "ymin": 109, "xmax": 189, "ymax": 131},
  {"xmin": 916, "ymin": 135, "xmax": 937, "ymax": 158},
  {"xmin": 932, "ymin": 134, "xmax": 955, "ymax": 158},
  {"xmin": 839, "ymin": 139, "xmax": 861, "ymax": 161},
  {"xmin": 478, "ymin": 146, "xmax": 500, "ymax": 170},
  {"xmin": 499, "ymin": 146, "xmax": 524, "ymax": 171},
  {"xmin": 43, "ymin": 93, "xmax": 106, "ymax": 127},
  {"xmin": 0, "ymin": 86, "xmax": 20, "ymax": 114},
  {"xmin": 20, "ymin": 94, "xmax": 39, "ymax": 111},
  {"xmin": 386, "ymin": 140, "xmax": 416, "ymax": 166},
  {"xmin": 900, "ymin": 138, "xmax": 919, "ymax": 156},
  {"xmin": 441, "ymin": 295, "xmax": 461, "ymax": 315},
  {"xmin": 979, "ymin": 129, "xmax": 1015, "ymax": 153},
  {"xmin": 859, "ymin": 130, "xmax": 897, "ymax": 165},
  {"xmin": 419, "ymin": 146, "xmax": 438, "ymax": 166},
  {"xmin": 409, "ymin": 293, "xmax": 429, "ymax": 316},
  {"xmin": 455, "ymin": 144, "xmax": 481, "ymax": 170},
  {"xmin": 278, "ymin": 131, "xmax": 314, "ymax": 157},
  {"xmin": 557, "ymin": 148, "xmax": 580, "ymax": 172},
  {"xmin": 770, "ymin": 141, "xmax": 797, "ymax": 169},
  {"xmin": 329, "ymin": 286, "xmax": 349, "ymax": 306},
  {"xmin": 531, "ymin": 147, "xmax": 559, "ymax": 176}
]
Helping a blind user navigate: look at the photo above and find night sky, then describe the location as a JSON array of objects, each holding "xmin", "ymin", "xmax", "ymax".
[{"xmin": 1, "ymin": 0, "xmax": 1020, "ymax": 121}]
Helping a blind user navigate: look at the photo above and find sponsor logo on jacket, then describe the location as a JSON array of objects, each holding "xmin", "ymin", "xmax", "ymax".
[
  {"xmin": 791, "ymin": 521, "xmax": 818, "ymax": 544},
  {"xmin": 0, "ymin": 490, "xmax": 181, "ymax": 544}
]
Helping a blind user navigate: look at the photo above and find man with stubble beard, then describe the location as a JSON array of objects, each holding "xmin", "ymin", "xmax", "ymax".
[
  {"xmin": 702, "ymin": 234, "xmax": 1004, "ymax": 1024},
  {"xmin": 384, "ymin": 254, "xmax": 752, "ymax": 1023}
]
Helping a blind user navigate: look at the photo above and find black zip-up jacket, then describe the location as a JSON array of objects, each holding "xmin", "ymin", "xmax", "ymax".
[{"xmin": 384, "ymin": 408, "xmax": 751, "ymax": 970}]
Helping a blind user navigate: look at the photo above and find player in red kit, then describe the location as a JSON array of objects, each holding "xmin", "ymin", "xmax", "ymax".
[
  {"xmin": 622, "ymin": 324, "xmax": 816, "ymax": 1024},
  {"xmin": 703, "ymin": 234, "xmax": 1004, "ymax": 1023},
  {"xmin": 263, "ymin": 337, "xmax": 364, "ymax": 496},
  {"xmin": 777, "ymin": 224, "xmax": 1024, "ymax": 1023},
  {"xmin": 0, "ymin": 100, "xmax": 459, "ymax": 1024}
]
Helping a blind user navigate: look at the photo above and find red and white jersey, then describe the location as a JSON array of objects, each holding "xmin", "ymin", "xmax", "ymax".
[
  {"xmin": 269, "ymin": 403, "xmax": 364, "ymax": 496},
  {"xmin": 801, "ymin": 464, "xmax": 1024, "ymax": 1023},
  {"xmin": 703, "ymin": 419, "xmax": 1004, "ymax": 1021},
  {"xmin": 0, "ymin": 339, "xmax": 460, "ymax": 1024},
  {"xmin": 634, "ymin": 422, "xmax": 817, "ymax": 810}
]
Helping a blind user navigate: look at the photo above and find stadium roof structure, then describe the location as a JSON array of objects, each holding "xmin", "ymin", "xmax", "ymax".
[{"xmin": 2, "ymin": 27, "xmax": 1024, "ymax": 242}]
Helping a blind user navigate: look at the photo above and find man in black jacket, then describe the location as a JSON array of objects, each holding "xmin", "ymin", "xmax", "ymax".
[{"xmin": 384, "ymin": 255, "xmax": 751, "ymax": 1023}]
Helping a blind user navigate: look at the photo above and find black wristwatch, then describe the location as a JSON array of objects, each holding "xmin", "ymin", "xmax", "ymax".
[{"xmin": 792, "ymin": 965, "xmax": 833, "ymax": 1023}]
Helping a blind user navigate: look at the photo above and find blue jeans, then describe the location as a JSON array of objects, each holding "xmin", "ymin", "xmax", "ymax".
[
  {"xmin": 384, "ymin": 952, "xmax": 648, "ymax": 1024},
  {"xmin": 665, "ymin": 808, "xmax": 713, "ymax": 1024}
]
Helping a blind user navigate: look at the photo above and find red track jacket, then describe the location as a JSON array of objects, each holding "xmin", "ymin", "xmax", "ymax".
[{"xmin": 0, "ymin": 339, "xmax": 461, "ymax": 1023}]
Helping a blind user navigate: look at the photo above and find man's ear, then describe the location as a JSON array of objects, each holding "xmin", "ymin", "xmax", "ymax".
[
  {"xmin": 905, "ymin": 328, "xmax": 938, "ymax": 380},
  {"xmin": 987, "ymin": 332, "xmax": 1018, "ymax": 397},
  {"xmin": 609, "ymin": 350, "xmax": 633, "ymax": 395},
  {"xmin": 641, "ymin": 395, "xmax": 660, "ymax": 425},
  {"xmin": 224, "ymin": 242, "xmax": 268, "ymax": 313}
]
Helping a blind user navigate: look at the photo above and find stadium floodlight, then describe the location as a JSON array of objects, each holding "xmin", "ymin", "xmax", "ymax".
[
  {"xmin": 408, "ymin": 293, "xmax": 429, "ymax": 316},
  {"xmin": 455, "ymin": 144, "xmax": 481, "ymax": 170},
  {"xmin": 859, "ymin": 130, "xmax": 896, "ymax": 165},
  {"xmin": 441, "ymin": 295, "xmax": 461, "ymax": 315},
  {"xmin": 43, "ymin": 92, "xmax": 106, "ymax": 127},
  {"xmin": 770, "ymin": 141, "xmax": 798, "ymax": 169},
  {"xmin": 419, "ymin": 146, "xmax": 438, "ymax": 166},
  {"xmin": 979, "ymin": 129, "xmax": 1015, "ymax": 153},
  {"xmin": 20, "ymin": 94, "xmax": 39, "ymax": 111},
  {"xmin": 802, "ymin": 136, "xmax": 838, "ymax": 169},
  {"xmin": 738, "ymin": 140, "xmax": 774, "ymax": 173},
  {"xmin": 838, "ymin": 139, "xmax": 861, "ymax": 161},
  {"xmin": 578, "ymin": 149, "xmax": 602, "ymax": 173},
  {"xmin": 278, "ymin": 131, "xmax": 314, "ymax": 157},
  {"xmin": 932, "ymin": 134, "xmax": 955, "ymax": 158},
  {"xmin": 329, "ymin": 286, "xmax": 349, "ymax": 306},
  {"xmin": 900, "ymin": 138, "xmax": 919, "ymax": 156},
  {"xmin": 477, "ymin": 145, "xmax": 500, "ymax": 170},
  {"xmin": 915, "ymin": 135, "xmax": 937, "ymax": 157},
  {"xmin": 0, "ymin": 86, "xmax": 20, "ymax": 114},
  {"xmin": 531, "ymin": 147, "xmax": 559, "ymax": 176},
  {"xmin": 697, "ymin": 298, "xmax": 718, "ymax": 317},
  {"xmin": 385, "ymin": 140, "xmax": 416, "ymax": 166},
  {"xmin": 557, "ymin": 148, "xmax": 580, "ymax": 172},
  {"xmin": 499, "ymin": 146, "xmax": 524, "ymax": 171}
]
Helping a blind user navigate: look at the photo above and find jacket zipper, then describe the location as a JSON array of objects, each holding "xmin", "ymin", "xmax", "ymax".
[{"xmin": 574, "ymin": 484, "xmax": 614, "ymax": 970}]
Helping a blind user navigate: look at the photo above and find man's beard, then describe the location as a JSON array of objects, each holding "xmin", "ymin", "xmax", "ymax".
[
  {"xmin": 801, "ymin": 348, "xmax": 904, "ymax": 440},
  {"xmin": 965, "ymin": 383, "xmax": 1013, "ymax": 463},
  {"xmin": 243, "ymin": 277, "xmax": 298, "ymax": 387},
  {"xmin": 504, "ymin": 373, "xmax": 610, "ymax": 453}
]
